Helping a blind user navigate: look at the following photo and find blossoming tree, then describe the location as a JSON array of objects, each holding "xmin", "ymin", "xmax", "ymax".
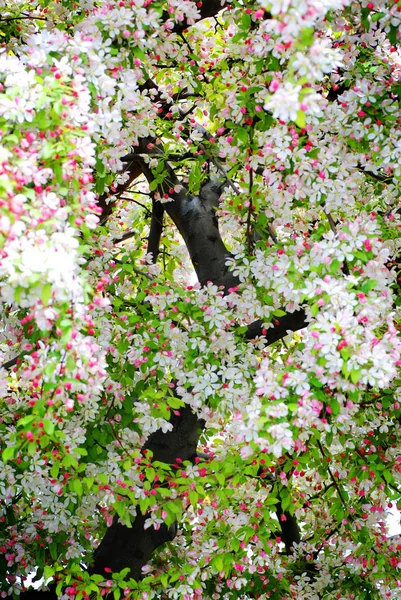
[{"xmin": 1, "ymin": 0, "xmax": 401, "ymax": 598}]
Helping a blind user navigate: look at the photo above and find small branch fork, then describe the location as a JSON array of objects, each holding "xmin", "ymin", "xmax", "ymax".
[{"xmin": 317, "ymin": 440, "xmax": 348, "ymax": 508}]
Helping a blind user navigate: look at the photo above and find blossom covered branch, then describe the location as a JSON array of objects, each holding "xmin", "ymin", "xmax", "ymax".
[{"xmin": 1, "ymin": 1, "xmax": 401, "ymax": 599}]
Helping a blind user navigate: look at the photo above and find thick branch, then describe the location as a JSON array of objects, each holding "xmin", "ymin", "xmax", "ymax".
[
  {"xmin": 147, "ymin": 199, "xmax": 164, "ymax": 263},
  {"xmin": 97, "ymin": 159, "xmax": 144, "ymax": 223},
  {"xmin": 172, "ymin": 0, "xmax": 227, "ymax": 33},
  {"xmin": 134, "ymin": 147, "xmax": 238, "ymax": 289},
  {"xmin": 165, "ymin": 180, "xmax": 238, "ymax": 288},
  {"xmin": 20, "ymin": 590, "xmax": 57, "ymax": 600},
  {"xmin": 20, "ymin": 157, "xmax": 309, "ymax": 596},
  {"xmin": 0, "ymin": 355, "xmax": 20, "ymax": 370},
  {"xmin": 276, "ymin": 502, "xmax": 301, "ymax": 554},
  {"xmin": 90, "ymin": 406, "xmax": 204, "ymax": 579},
  {"xmin": 245, "ymin": 311, "xmax": 308, "ymax": 345}
]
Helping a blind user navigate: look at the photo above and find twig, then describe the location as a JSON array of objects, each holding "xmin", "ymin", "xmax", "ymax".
[
  {"xmin": 119, "ymin": 197, "xmax": 152, "ymax": 215},
  {"xmin": 323, "ymin": 210, "xmax": 350, "ymax": 275},
  {"xmin": 325, "ymin": 210, "xmax": 337, "ymax": 235},
  {"xmin": 317, "ymin": 440, "xmax": 348, "ymax": 508},
  {"xmin": 132, "ymin": 266, "xmax": 153, "ymax": 281},
  {"xmin": 113, "ymin": 231, "xmax": 138, "ymax": 244},
  {"xmin": 0, "ymin": 355, "xmax": 20, "ymax": 370},
  {"xmin": 198, "ymin": 140, "xmax": 278, "ymax": 244},
  {"xmin": 357, "ymin": 166, "xmax": 392, "ymax": 183},
  {"xmin": 120, "ymin": 192, "xmax": 151, "ymax": 198},
  {"xmin": 0, "ymin": 15, "xmax": 48, "ymax": 22},
  {"xmin": 356, "ymin": 448, "xmax": 399, "ymax": 495},
  {"xmin": 306, "ymin": 482, "xmax": 335, "ymax": 503},
  {"xmin": 246, "ymin": 168, "xmax": 254, "ymax": 253}
]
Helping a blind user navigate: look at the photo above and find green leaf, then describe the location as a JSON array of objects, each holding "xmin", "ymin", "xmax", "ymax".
[
  {"xmin": 18, "ymin": 415, "xmax": 36, "ymax": 428},
  {"xmin": 49, "ymin": 542, "xmax": 58, "ymax": 560},
  {"xmin": 188, "ymin": 161, "xmax": 201, "ymax": 193},
  {"xmin": 295, "ymin": 110, "xmax": 306, "ymax": 128},
  {"xmin": 133, "ymin": 46, "xmax": 145, "ymax": 62},
  {"xmin": 73, "ymin": 479, "xmax": 83, "ymax": 496},
  {"xmin": 39, "ymin": 434, "xmax": 49, "ymax": 448},
  {"xmin": 273, "ymin": 309, "xmax": 287, "ymax": 317},
  {"xmin": 231, "ymin": 538, "xmax": 240, "ymax": 552},
  {"xmin": 167, "ymin": 396, "xmax": 184, "ymax": 409},
  {"xmin": 167, "ymin": 501, "xmax": 181, "ymax": 514},
  {"xmin": 73, "ymin": 447, "xmax": 88, "ymax": 456},
  {"xmin": 53, "ymin": 162, "xmax": 62, "ymax": 184},
  {"xmin": 236, "ymin": 128, "xmax": 248, "ymax": 145},
  {"xmin": 361, "ymin": 6, "xmax": 370, "ymax": 30},
  {"xmin": 329, "ymin": 259, "xmax": 342, "ymax": 274},
  {"xmin": 62, "ymin": 453, "xmax": 77, "ymax": 468},
  {"xmin": 310, "ymin": 377, "xmax": 323, "ymax": 389},
  {"xmin": 41, "ymin": 142, "xmax": 54, "ymax": 160},
  {"xmin": 85, "ymin": 477, "xmax": 94, "ymax": 490},
  {"xmin": 189, "ymin": 490, "xmax": 198, "ymax": 506},
  {"xmin": 212, "ymin": 556, "xmax": 224, "ymax": 572},
  {"xmin": 263, "ymin": 496, "xmax": 280, "ymax": 505},
  {"xmin": 388, "ymin": 25, "xmax": 398, "ymax": 45},
  {"xmin": 139, "ymin": 497, "xmax": 149, "ymax": 515},
  {"xmin": 215, "ymin": 472, "xmax": 225, "ymax": 486},
  {"xmin": 43, "ymin": 419, "xmax": 55, "ymax": 436},
  {"xmin": 361, "ymin": 280, "xmax": 377, "ymax": 294},
  {"xmin": 96, "ymin": 176, "xmax": 105, "ymax": 195},
  {"xmin": 299, "ymin": 27, "xmax": 314, "ymax": 47},
  {"xmin": 27, "ymin": 442, "xmax": 37, "ymax": 455},
  {"xmin": 2, "ymin": 446, "xmax": 15, "ymax": 463},
  {"xmin": 231, "ymin": 31, "xmax": 247, "ymax": 44},
  {"xmin": 146, "ymin": 467, "xmax": 155, "ymax": 482},
  {"xmin": 371, "ymin": 12, "xmax": 385, "ymax": 22},
  {"xmin": 241, "ymin": 12, "xmax": 251, "ymax": 30},
  {"xmin": 281, "ymin": 493, "xmax": 290, "ymax": 511},
  {"xmin": 350, "ymin": 369, "xmax": 361, "ymax": 384},
  {"xmin": 329, "ymin": 398, "xmax": 341, "ymax": 416}
]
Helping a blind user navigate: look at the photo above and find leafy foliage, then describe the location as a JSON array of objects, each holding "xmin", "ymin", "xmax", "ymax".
[{"xmin": 0, "ymin": 0, "xmax": 401, "ymax": 599}]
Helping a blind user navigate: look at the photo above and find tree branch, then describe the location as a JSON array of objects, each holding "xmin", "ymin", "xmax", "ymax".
[
  {"xmin": 98, "ymin": 158, "xmax": 144, "ymax": 224},
  {"xmin": 172, "ymin": 0, "xmax": 228, "ymax": 34},
  {"xmin": 244, "ymin": 311, "xmax": 308, "ymax": 345},
  {"xmin": 276, "ymin": 502, "xmax": 301, "ymax": 554},
  {"xmin": 133, "ymin": 145, "xmax": 238, "ymax": 289},
  {"xmin": 147, "ymin": 199, "xmax": 164, "ymax": 263},
  {"xmin": 0, "ymin": 355, "xmax": 20, "ymax": 370},
  {"xmin": 88, "ymin": 149, "xmax": 308, "ymax": 577},
  {"xmin": 89, "ymin": 406, "xmax": 204, "ymax": 580}
]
